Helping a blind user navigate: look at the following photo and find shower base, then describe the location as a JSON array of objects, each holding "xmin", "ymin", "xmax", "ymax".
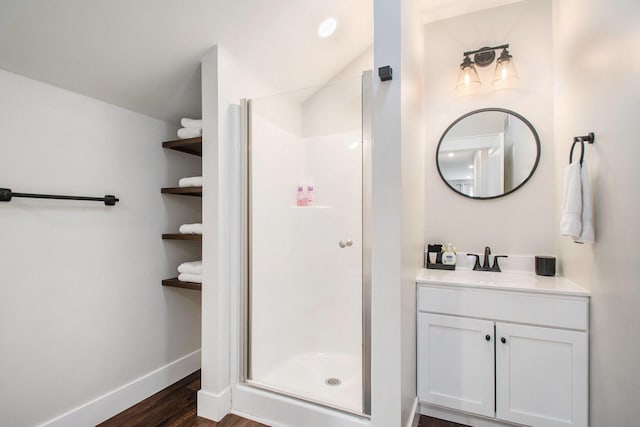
[{"xmin": 252, "ymin": 351, "xmax": 363, "ymax": 414}]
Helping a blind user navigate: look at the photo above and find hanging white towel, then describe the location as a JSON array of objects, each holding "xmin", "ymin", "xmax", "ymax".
[
  {"xmin": 178, "ymin": 260, "xmax": 202, "ymax": 275},
  {"xmin": 178, "ymin": 273, "xmax": 202, "ymax": 284},
  {"xmin": 180, "ymin": 118, "xmax": 203, "ymax": 128},
  {"xmin": 179, "ymin": 223, "xmax": 202, "ymax": 234},
  {"xmin": 178, "ymin": 176, "xmax": 203, "ymax": 188},
  {"xmin": 177, "ymin": 127, "xmax": 202, "ymax": 139},
  {"xmin": 560, "ymin": 161, "xmax": 582, "ymax": 238},
  {"xmin": 575, "ymin": 163, "xmax": 595, "ymax": 244}
]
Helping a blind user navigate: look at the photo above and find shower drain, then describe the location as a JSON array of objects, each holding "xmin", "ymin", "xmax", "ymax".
[{"xmin": 325, "ymin": 377, "xmax": 341, "ymax": 386}]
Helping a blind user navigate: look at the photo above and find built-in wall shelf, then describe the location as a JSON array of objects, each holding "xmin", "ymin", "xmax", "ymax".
[
  {"xmin": 162, "ymin": 278, "xmax": 202, "ymax": 291},
  {"xmin": 161, "ymin": 131, "xmax": 202, "ymax": 292},
  {"xmin": 162, "ymin": 233, "xmax": 202, "ymax": 241},
  {"xmin": 161, "ymin": 186, "xmax": 202, "ymax": 197},
  {"xmin": 162, "ymin": 137, "xmax": 202, "ymax": 157}
]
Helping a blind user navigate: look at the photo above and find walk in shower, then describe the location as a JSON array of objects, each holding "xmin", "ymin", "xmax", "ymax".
[{"xmin": 243, "ymin": 74, "xmax": 370, "ymax": 415}]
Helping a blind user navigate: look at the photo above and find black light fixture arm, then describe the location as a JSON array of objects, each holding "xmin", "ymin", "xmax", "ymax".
[
  {"xmin": 463, "ymin": 44, "xmax": 510, "ymax": 57},
  {"xmin": 0, "ymin": 188, "xmax": 119, "ymax": 206}
]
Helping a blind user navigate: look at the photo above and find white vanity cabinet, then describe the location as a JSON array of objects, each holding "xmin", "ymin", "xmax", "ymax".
[
  {"xmin": 418, "ymin": 313, "xmax": 496, "ymax": 417},
  {"xmin": 494, "ymin": 322, "xmax": 588, "ymax": 426},
  {"xmin": 417, "ymin": 270, "xmax": 590, "ymax": 427}
]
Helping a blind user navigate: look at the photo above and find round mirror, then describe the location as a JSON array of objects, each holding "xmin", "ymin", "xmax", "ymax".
[{"xmin": 436, "ymin": 108, "xmax": 540, "ymax": 199}]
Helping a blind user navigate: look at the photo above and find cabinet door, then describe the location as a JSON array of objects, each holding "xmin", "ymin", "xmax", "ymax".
[
  {"xmin": 418, "ymin": 313, "xmax": 495, "ymax": 417},
  {"xmin": 495, "ymin": 322, "xmax": 588, "ymax": 427}
]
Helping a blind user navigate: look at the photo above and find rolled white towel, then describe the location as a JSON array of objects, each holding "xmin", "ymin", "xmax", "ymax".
[
  {"xmin": 575, "ymin": 163, "xmax": 595, "ymax": 244},
  {"xmin": 178, "ymin": 260, "xmax": 202, "ymax": 275},
  {"xmin": 179, "ymin": 223, "xmax": 202, "ymax": 234},
  {"xmin": 181, "ymin": 118, "xmax": 203, "ymax": 128},
  {"xmin": 177, "ymin": 127, "xmax": 202, "ymax": 139},
  {"xmin": 560, "ymin": 161, "xmax": 582, "ymax": 238},
  {"xmin": 178, "ymin": 273, "xmax": 202, "ymax": 284},
  {"xmin": 178, "ymin": 176, "xmax": 203, "ymax": 188}
]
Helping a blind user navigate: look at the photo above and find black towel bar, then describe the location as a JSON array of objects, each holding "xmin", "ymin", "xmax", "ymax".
[
  {"xmin": 0, "ymin": 188, "xmax": 119, "ymax": 206},
  {"xmin": 569, "ymin": 132, "xmax": 595, "ymax": 165}
]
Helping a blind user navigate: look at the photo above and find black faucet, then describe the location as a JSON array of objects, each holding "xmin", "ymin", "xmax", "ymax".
[
  {"xmin": 468, "ymin": 246, "xmax": 508, "ymax": 272},
  {"xmin": 482, "ymin": 246, "xmax": 491, "ymax": 270}
]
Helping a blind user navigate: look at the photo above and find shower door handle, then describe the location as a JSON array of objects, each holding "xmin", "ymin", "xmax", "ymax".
[{"xmin": 339, "ymin": 239, "xmax": 354, "ymax": 248}]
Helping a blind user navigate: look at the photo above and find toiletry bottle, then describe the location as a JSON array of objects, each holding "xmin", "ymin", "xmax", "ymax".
[
  {"xmin": 296, "ymin": 185, "xmax": 307, "ymax": 206},
  {"xmin": 442, "ymin": 243, "xmax": 457, "ymax": 265},
  {"xmin": 306, "ymin": 184, "xmax": 314, "ymax": 206}
]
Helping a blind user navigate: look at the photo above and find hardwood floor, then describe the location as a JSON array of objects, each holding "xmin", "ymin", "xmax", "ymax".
[
  {"xmin": 97, "ymin": 370, "xmax": 267, "ymax": 427},
  {"xmin": 418, "ymin": 415, "xmax": 469, "ymax": 427},
  {"xmin": 98, "ymin": 370, "xmax": 467, "ymax": 427}
]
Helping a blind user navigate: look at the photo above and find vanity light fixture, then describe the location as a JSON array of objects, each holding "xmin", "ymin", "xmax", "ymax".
[{"xmin": 455, "ymin": 44, "xmax": 518, "ymax": 91}]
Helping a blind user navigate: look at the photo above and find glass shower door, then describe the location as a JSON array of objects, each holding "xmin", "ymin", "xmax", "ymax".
[{"xmin": 246, "ymin": 76, "xmax": 366, "ymax": 414}]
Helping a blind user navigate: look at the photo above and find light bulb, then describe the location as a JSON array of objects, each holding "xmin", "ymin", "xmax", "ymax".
[
  {"xmin": 492, "ymin": 49, "xmax": 519, "ymax": 87},
  {"xmin": 456, "ymin": 55, "xmax": 480, "ymax": 91}
]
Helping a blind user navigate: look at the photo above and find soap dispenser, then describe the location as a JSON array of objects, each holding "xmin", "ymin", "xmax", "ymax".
[{"xmin": 442, "ymin": 243, "xmax": 457, "ymax": 265}]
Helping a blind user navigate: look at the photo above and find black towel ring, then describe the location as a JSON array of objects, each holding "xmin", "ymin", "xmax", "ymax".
[{"xmin": 569, "ymin": 132, "xmax": 595, "ymax": 165}]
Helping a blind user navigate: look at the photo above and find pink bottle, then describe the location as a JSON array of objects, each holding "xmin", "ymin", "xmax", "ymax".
[
  {"xmin": 306, "ymin": 184, "xmax": 314, "ymax": 206},
  {"xmin": 296, "ymin": 185, "xmax": 307, "ymax": 206}
]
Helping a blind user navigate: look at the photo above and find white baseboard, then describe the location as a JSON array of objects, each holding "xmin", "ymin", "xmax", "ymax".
[
  {"xmin": 406, "ymin": 397, "xmax": 420, "ymax": 427},
  {"xmin": 197, "ymin": 386, "xmax": 232, "ymax": 421},
  {"xmin": 420, "ymin": 403, "xmax": 516, "ymax": 427},
  {"xmin": 39, "ymin": 350, "xmax": 201, "ymax": 427}
]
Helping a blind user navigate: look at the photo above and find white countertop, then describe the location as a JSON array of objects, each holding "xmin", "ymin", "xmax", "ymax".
[{"xmin": 416, "ymin": 268, "xmax": 590, "ymax": 297}]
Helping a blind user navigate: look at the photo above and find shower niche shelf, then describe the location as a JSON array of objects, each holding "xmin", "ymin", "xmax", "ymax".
[
  {"xmin": 162, "ymin": 277, "xmax": 202, "ymax": 291},
  {"xmin": 162, "ymin": 136, "xmax": 202, "ymax": 157},
  {"xmin": 161, "ymin": 134, "xmax": 203, "ymax": 290}
]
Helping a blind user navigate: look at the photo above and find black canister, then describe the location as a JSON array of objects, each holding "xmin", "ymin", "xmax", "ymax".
[{"xmin": 535, "ymin": 256, "xmax": 556, "ymax": 276}]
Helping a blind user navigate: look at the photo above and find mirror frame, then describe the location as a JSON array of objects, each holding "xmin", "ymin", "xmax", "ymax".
[{"xmin": 435, "ymin": 107, "xmax": 541, "ymax": 200}]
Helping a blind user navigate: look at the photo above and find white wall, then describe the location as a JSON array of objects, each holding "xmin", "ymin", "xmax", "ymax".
[
  {"xmin": 371, "ymin": 0, "xmax": 403, "ymax": 422},
  {"xmin": 302, "ymin": 46, "xmax": 373, "ymax": 137},
  {"xmin": 552, "ymin": 0, "xmax": 640, "ymax": 424},
  {"xmin": 199, "ymin": 45, "xmax": 281, "ymax": 421},
  {"xmin": 423, "ymin": 0, "xmax": 555, "ymax": 256},
  {"xmin": 371, "ymin": 0, "xmax": 425, "ymax": 425},
  {"xmin": 400, "ymin": 0, "xmax": 425, "ymax": 424},
  {"xmin": 0, "ymin": 69, "xmax": 202, "ymax": 426}
]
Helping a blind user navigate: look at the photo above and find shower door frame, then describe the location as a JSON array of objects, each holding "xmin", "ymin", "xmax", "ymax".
[{"xmin": 239, "ymin": 71, "xmax": 373, "ymax": 416}]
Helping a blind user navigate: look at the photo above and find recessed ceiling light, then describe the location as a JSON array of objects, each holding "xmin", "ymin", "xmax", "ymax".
[
  {"xmin": 318, "ymin": 17, "xmax": 337, "ymax": 38},
  {"xmin": 448, "ymin": 152, "xmax": 455, "ymax": 157},
  {"xmin": 468, "ymin": 165, "xmax": 474, "ymax": 169}
]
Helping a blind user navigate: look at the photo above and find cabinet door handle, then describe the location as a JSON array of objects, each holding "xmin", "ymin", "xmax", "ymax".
[
  {"xmin": 500, "ymin": 337, "xmax": 507, "ymax": 344},
  {"xmin": 485, "ymin": 334, "xmax": 491, "ymax": 341}
]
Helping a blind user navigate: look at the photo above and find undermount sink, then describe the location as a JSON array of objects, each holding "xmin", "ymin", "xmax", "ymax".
[
  {"xmin": 416, "ymin": 268, "xmax": 589, "ymax": 296},
  {"xmin": 440, "ymin": 269, "xmax": 535, "ymax": 285}
]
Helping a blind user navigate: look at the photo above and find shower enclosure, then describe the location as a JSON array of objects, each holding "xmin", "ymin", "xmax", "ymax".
[{"xmin": 242, "ymin": 74, "xmax": 370, "ymax": 415}]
